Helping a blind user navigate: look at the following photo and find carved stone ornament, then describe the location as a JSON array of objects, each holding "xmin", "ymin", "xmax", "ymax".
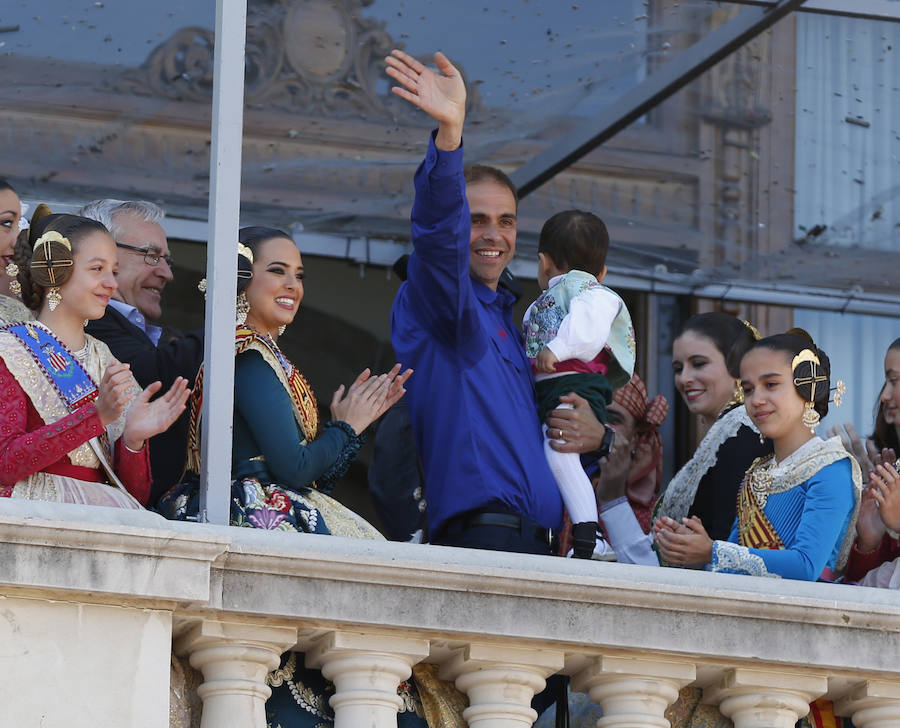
[{"xmin": 116, "ymin": 0, "xmax": 481, "ymax": 119}]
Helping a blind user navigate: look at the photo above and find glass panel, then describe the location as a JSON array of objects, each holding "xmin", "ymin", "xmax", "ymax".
[
  {"xmin": 793, "ymin": 12, "xmax": 900, "ymax": 291},
  {"xmin": 1, "ymin": 0, "xmax": 215, "ymax": 328},
  {"xmin": 793, "ymin": 308, "xmax": 900, "ymax": 437}
]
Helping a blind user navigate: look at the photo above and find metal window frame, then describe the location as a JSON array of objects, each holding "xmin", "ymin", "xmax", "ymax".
[
  {"xmin": 200, "ymin": 0, "xmax": 247, "ymax": 525},
  {"xmin": 727, "ymin": 0, "xmax": 900, "ymax": 21},
  {"xmin": 510, "ymin": 0, "xmax": 808, "ymax": 197},
  {"xmin": 199, "ymin": 0, "xmax": 899, "ymax": 519}
]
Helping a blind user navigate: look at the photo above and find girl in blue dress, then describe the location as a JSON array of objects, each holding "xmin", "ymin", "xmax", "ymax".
[{"xmin": 655, "ymin": 328, "xmax": 860, "ymax": 581}]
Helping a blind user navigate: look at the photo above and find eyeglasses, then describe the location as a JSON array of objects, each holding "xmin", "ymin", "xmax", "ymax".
[{"xmin": 116, "ymin": 242, "xmax": 175, "ymax": 268}]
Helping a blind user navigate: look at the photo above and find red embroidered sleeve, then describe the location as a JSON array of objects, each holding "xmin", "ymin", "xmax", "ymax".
[
  {"xmin": 113, "ymin": 439, "xmax": 151, "ymax": 506},
  {"xmin": 0, "ymin": 358, "xmax": 106, "ymax": 487},
  {"xmin": 845, "ymin": 533, "xmax": 900, "ymax": 582}
]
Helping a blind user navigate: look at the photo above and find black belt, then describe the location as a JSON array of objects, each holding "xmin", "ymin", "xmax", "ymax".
[{"xmin": 445, "ymin": 509, "xmax": 553, "ymax": 547}]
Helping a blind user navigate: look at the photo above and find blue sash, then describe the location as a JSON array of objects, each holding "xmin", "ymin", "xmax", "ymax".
[{"xmin": 4, "ymin": 322, "xmax": 99, "ymax": 411}]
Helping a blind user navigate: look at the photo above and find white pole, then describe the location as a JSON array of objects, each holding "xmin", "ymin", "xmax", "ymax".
[{"xmin": 199, "ymin": 0, "xmax": 247, "ymax": 525}]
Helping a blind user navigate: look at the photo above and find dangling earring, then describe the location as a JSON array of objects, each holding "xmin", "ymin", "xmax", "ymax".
[
  {"xmin": 732, "ymin": 380, "xmax": 744, "ymax": 405},
  {"xmin": 759, "ymin": 432, "xmax": 766, "ymax": 445},
  {"xmin": 278, "ymin": 324, "xmax": 286, "ymax": 336},
  {"xmin": 46, "ymin": 287, "xmax": 62, "ymax": 311},
  {"xmin": 801, "ymin": 401, "xmax": 820, "ymax": 434},
  {"xmin": 5, "ymin": 262, "xmax": 21, "ymax": 297},
  {"xmin": 236, "ymin": 292, "xmax": 250, "ymax": 326}
]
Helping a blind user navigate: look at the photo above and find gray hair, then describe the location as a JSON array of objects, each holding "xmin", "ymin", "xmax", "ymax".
[{"xmin": 78, "ymin": 199, "xmax": 165, "ymax": 239}]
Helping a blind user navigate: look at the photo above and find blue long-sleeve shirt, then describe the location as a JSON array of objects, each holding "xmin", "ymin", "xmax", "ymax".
[{"xmin": 391, "ymin": 133, "xmax": 563, "ymax": 536}]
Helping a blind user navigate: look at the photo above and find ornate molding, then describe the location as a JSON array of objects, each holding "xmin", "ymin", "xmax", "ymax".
[{"xmin": 116, "ymin": 0, "xmax": 481, "ymax": 119}]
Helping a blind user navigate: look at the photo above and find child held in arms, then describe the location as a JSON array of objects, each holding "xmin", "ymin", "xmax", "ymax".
[{"xmin": 523, "ymin": 210, "xmax": 635, "ymax": 559}]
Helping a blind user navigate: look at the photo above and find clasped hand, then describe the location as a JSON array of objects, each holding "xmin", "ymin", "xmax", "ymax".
[
  {"xmin": 653, "ymin": 515, "xmax": 713, "ymax": 567},
  {"xmin": 330, "ymin": 364, "xmax": 413, "ymax": 435}
]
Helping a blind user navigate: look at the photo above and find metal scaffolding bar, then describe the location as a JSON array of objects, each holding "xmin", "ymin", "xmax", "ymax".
[
  {"xmin": 727, "ymin": 0, "xmax": 900, "ymax": 21},
  {"xmin": 510, "ymin": 0, "xmax": 807, "ymax": 198},
  {"xmin": 199, "ymin": 0, "xmax": 248, "ymax": 525}
]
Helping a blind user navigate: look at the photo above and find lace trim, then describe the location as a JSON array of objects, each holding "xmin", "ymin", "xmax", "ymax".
[
  {"xmin": 0, "ymin": 328, "xmax": 137, "ymax": 468},
  {"xmin": 710, "ymin": 540, "xmax": 780, "ymax": 578},
  {"xmin": 0, "ymin": 295, "xmax": 32, "ymax": 326},
  {"xmin": 656, "ymin": 405, "xmax": 757, "ymax": 523},
  {"xmin": 745, "ymin": 436, "xmax": 850, "ymax": 501},
  {"xmin": 741, "ymin": 436, "xmax": 861, "ymax": 573},
  {"xmin": 316, "ymin": 420, "xmax": 365, "ymax": 494}
]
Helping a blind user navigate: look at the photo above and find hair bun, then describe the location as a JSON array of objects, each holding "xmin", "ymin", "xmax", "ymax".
[
  {"xmin": 785, "ymin": 327, "xmax": 815, "ymax": 347},
  {"xmin": 29, "ymin": 231, "xmax": 75, "ymax": 288}
]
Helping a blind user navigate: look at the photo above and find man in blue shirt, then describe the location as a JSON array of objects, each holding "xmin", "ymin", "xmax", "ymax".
[{"xmin": 386, "ymin": 50, "xmax": 607, "ymax": 555}]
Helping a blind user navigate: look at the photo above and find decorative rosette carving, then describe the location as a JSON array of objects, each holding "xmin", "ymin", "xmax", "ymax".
[{"xmin": 116, "ymin": 0, "xmax": 481, "ymax": 119}]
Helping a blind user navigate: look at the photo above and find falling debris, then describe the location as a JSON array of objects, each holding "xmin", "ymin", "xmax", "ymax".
[{"xmin": 845, "ymin": 116, "xmax": 870, "ymax": 128}]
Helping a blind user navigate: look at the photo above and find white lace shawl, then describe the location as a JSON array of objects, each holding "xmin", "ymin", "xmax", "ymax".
[{"xmin": 655, "ymin": 405, "xmax": 758, "ymax": 525}]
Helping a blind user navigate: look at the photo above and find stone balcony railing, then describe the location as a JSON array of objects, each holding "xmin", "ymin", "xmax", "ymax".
[{"xmin": 3, "ymin": 499, "xmax": 900, "ymax": 728}]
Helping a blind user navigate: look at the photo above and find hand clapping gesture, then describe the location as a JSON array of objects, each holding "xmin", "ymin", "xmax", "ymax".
[
  {"xmin": 385, "ymin": 49, "xmax": 466, "ymax": 151},
  {"xmin": 330, "ymin": 364, "xmax": 413, "ymax": 435},
  {"xmin": 827, "ymin": 421, "xmax": 878, "ymax": 476},
  {"xmin": 855, "ymin": 447, "xmax": 898, "ymax": 551},
  {"xmin": 95, "ymin": 362, "xmax": 137, "ymax": 426},
  {"xmin": 122, "ymin": 377, "xmax": 191, "ymax": 452},
  {"xmin": 868, "ymin": 450, "xmax": 900, "ymax": 528}
]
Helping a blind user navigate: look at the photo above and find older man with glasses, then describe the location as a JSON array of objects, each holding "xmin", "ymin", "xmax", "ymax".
[{"xmin": 80, "ymin": 199, "xmax": 203, "ymax": 505}]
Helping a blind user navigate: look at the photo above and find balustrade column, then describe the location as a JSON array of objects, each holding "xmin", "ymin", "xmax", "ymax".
[
  {"xmin": 177, "ymin": 620, "xmax": 298, "ymax": 728},
  {"xmin": 835, "ymin": 680, "xmax": 900, "ymax": 728},
  {"xmin": 704, "ymin": 668, "xmax": 827, "ymax": 728},
  {"xmin": 571, "ymin": 655, "xmax": 695, "ymax": 728},
  {"xmin": 440, "ymin": 643, "xmax": 565, "ymax": 728},
  {"xmin": 305, "ymin": 630, "xmax": 430, "ymax": 728}
]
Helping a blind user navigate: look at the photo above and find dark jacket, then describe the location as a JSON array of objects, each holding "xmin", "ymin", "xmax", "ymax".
[{"xmin": 87, "ymin": 307, "xmax": 203, "ymax": 506}]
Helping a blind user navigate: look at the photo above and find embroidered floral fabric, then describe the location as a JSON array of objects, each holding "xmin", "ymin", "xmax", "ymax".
[
  {"xmin": 265, "ymin": 652, "xmax": 429, "ymax": 728},
  {"xmin": 0, "ymin": 329, "xmax": 149, "ymax": 504}
]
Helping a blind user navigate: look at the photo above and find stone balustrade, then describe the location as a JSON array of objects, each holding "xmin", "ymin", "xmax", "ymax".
[{"xmin": 2, "ymin": 498, "xmax": 900, "ymax": 728}]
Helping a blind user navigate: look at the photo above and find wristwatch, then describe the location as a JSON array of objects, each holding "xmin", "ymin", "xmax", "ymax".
[{"xmin": 597, "ymin": 425, "xmax": 615, "ymax": 459}]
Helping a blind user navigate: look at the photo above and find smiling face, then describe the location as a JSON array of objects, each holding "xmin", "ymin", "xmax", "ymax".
[
  {"xmin": 740, "ymin": 346, "xmax": 810, "ymax": 454},
  {"xmin": 56, "ymin": 231, "xmax": 119, "ymax": 321},
  {"xmin": 672, "ymin": 330, "xmax": 735, "ymax": 420},
  {"xmin": 466, "ymin": 179, "xmax": 516, "ymax": 291},
  {"xmin": 243, "ymin": 236, "xmax": 304, "ymax": 337},
  {"xmin": 0, "ymin": 187, "xmax": 22, "ymax": 267},
  {"xmin": 882, "ymin": 348, "xmax": 900, "ymax": 426},
  {"xmin": 110, "ymin": 213, "xmax": 172, "ymax": 321}
]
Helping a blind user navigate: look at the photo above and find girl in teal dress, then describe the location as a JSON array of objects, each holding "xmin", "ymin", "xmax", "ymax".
[{"xmin": 160, "ymin": 227, "xmax": 467, "ymax": 728}]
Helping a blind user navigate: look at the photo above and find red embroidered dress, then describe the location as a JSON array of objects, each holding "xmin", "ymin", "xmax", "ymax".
[{"xmin": 0, "ymin": 324, "xmax": 150, "ymax": 507}]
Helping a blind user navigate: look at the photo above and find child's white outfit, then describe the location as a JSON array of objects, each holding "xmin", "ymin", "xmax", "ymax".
[{"xmin": 523, "ymin": 270, "xmax": 635, "ymax": 558}]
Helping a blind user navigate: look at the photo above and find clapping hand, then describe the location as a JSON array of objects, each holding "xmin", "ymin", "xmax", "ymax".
[
  {"xmin": 868, "ymin": 457, "xmax": 900, "ymax": 533},
  {"xmin": 95, "ymin": 362, "xmax": 136, "ymax": 426},
  {"xmin": 385, "ymin": 49, "xmax": 466, "ymax": 151},
  {"xmin": 653, "ymin": 515, "xmax": 714, "ymax": 567},
  {"xmin": 827, "ymin": 421, "xmax": 876, "ymax": 475},
  {"xmin": 330, "ymin": 364, "xmax": 413, "ymax": 434},
  {"xmin": 123, "ymin": 377, "xmax": 191, "ymax": 451}
]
